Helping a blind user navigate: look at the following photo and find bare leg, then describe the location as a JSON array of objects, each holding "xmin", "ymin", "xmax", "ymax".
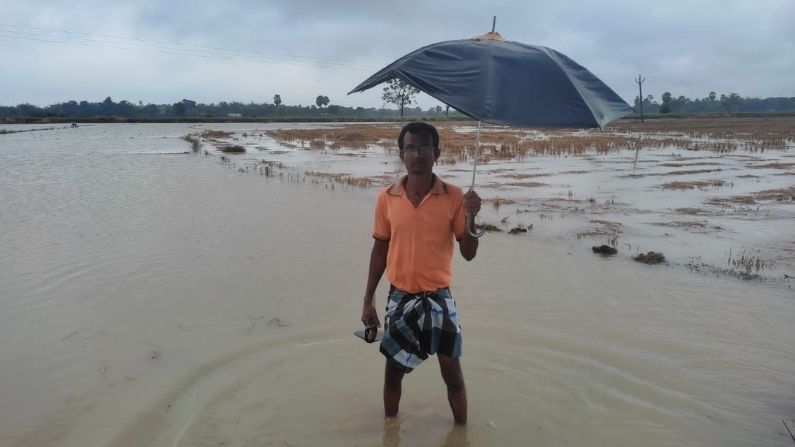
[
  {"xmin": 384, "ymin": 359, "xmax": 405, "ymax": 417},
  {"xmin": 438, "ymin": 354, "xmax": 467, "ymax": 424}
]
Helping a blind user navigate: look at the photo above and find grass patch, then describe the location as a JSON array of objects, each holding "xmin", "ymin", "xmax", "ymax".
[
  {"xmin": 498, "ymin": 172, "xmax": 553, "ymax": 179},
  {"xmin": 200, "ymin": 130, "xmax": 234, "ymax": 139},
  {"xmin": 659, "ymin": 161, "xmax": 721, "ymax": 167},
  {"xmin": 619, "ymin": 168, "xmax": 723, "ymax": 178},
  {"xmin": 633, "ymin": 251, "xmax": 666, "ymax": 264},
  {"xmin": 219, "ymin": 145, "xmax": 245, "ymax": 153},
  {"xmin": 659, "ymin": 180, "xmax": 725, "ymax": 190},
  {"xmin": 675, "ymin": 207, "xmax": 707, "ymax": 215},
  {"xmin": 706, "ymin": 186, "xmax": 795, "ymax": 205},
  {"xmin": 748, "ymin": 162, "xmax": 795, "ymax": 169},
  {"xmin": 476, "ymin": 223, "xmax": 502, "ymax": 232},
  {"xmin": 686, "ymin": 252, "xmax": 774, "ymax": 280},
  {"xmin": 303, "ymin": 170, "xmax": 376, "ymax": 188},
  {"xmin": 504, "ymin": 181, "xmax": 547, "ymax": 188}
]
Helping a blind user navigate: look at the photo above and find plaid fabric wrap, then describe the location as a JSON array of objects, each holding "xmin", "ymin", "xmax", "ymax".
[{"xmin": 379, "ymin": 285, "xmax": 462, "ymax": 373}]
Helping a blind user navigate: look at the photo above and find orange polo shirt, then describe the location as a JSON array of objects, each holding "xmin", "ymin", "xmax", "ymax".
[{"xmin": 373, "ymin": 175, "xmax": 467, "ymax": 293}]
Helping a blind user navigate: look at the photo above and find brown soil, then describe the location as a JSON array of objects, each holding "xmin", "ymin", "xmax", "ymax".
[
  {"xmin": 619, "ymin": 168, "xmax": 723, "ymax": 178},
  {"xmin": 660, "ymin": 180, "xmax": 726, "ymax": 190},
  {"xmin": 498, "ymin": 172, "xmax": 553, "ymax": 179},
  {"xmin": 748, "ymin": 162, "xmax": 795, "ymax": 169},
  {"xmin": 219, "ymin": 145, "xmax": 245, "ymax": 153},
  {"xmin": 484, "ymin": 197, "xmax": 517, "ymax": 207},
  {"xmin": 659, "ymin": 162, "xmax": 722, "ymax": 167},
  {"xmin": 266, "ymin": 125, "xmax": 399, "ymax": 151},
  {"xmin": 611, "ymin": 116, "xmax": 795, "ymax": 145},
  {"xmin": 590, "ymin": 219, "xmax": 622, "ymax": 226},
  {"xmin": 200, "ymin": 130, "xmax": 234, "ymax": 139},
  {"xmin": 476, "ymin": 223, "xmax": 503, "ymax": 232},
  {"xmin": 651, "ymin": 221, "xmax": 725, "ymax": 233},
  {"xmin": 707, "ymin": 186, "xmax": 795, "ymax": 206},
  {"xmin": 577, "ymin": 219, "xmax": 622, "ymax": 238},
  {"xmin": 260, "ymin": 117, "xmax": 795, "ymax": 161},
  {"xmin": 633, "ymin": 251, "xmax": 666, "ymax": 264},
  {"xmin": 752, "ymin": 187, "xmax": 795, "ymax": 202},
  {"xmin": 504, "ymin": 181, "xmax": 547, "ymax": 188},
  {"xmin": 675, "ymin": 207, "xmax": 708, "ymax": 215},
  {"xmin": 707, "ymin": 196, "xmax": 756, "ymax": 205},
  {"xmin": 303, "ymin": 170, "xmax": 377, "ymax": 188}
]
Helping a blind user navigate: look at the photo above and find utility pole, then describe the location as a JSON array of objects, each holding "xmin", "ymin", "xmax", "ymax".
[{"xmin": 635, "ymin": 75, "xmax": 646, "ymax": 122}]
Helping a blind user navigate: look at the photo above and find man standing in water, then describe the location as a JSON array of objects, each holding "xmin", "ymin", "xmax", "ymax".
[{"xmin": 361, "ymin": 122, "xmax": 481, "ymax": 424}]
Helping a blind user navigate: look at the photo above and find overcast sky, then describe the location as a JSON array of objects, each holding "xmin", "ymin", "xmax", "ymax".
[{"xmin": 1, "ymin": 0, "xmax": 793, "ymax": 109}]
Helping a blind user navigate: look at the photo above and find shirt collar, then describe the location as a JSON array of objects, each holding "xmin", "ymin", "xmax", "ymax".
[{"xmin": 387, "ymin": 174, "xmax": 448, "ymax": 196}]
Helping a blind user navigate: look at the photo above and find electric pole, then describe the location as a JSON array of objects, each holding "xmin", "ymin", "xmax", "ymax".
[{"xmin": 635, "ymin": 75, "xmax": 646, "ymax": 123}]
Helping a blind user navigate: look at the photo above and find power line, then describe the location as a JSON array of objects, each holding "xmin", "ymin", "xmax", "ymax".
[
  {"xmin": 0, "ymin": 23, "xmax": 381, "ymax": 71},
  {"xmin": 0, "ymin": 22, "xmax": 374, "ymax": 66}
]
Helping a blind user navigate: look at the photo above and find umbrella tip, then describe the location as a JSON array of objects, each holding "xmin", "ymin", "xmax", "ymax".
[{"xmin": 474, "ymin": 31, "xmax": 503, "ymax": 41}]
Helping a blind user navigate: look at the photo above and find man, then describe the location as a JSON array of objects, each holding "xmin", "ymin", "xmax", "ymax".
[{"xmin": 361, "ymin": 122, "xmax": 481, "ymax": 425}]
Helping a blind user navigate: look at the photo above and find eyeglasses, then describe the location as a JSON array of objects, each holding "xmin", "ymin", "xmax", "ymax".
[{"xmin": 401, "ymin": 145, "xmax": 436, "ymax": 154}]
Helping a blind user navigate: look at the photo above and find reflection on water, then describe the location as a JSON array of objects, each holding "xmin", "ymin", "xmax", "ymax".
[
  {"xmin": 383, "ymin": 418, "xmax": 402, "ymax": 447},
  {"xmin": 383, "ymin": 419, "xmax": 470, "ymax": 447},
  {"xmin": 0, "ymin": 124, "xmax": 793, "ymax": 447}
]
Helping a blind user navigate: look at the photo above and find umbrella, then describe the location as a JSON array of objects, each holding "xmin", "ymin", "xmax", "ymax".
[{"xmin": 349, "ymin": 25, "xmax": 634, "ymax": 236}]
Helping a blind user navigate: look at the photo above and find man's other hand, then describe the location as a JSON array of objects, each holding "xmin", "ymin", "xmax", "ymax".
[{"xmin": 361, "ymin": 301, "xmax": 381, "ymax": 327}]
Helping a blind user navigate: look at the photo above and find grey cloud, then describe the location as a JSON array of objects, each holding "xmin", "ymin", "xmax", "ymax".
[{"xmin": 1, "ymin": 0, "xmax": 793, "ymax": 107}]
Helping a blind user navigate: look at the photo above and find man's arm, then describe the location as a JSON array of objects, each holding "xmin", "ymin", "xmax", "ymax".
[
  {"xmin": 458, "ymin": 190, "xmax": 481, "ymax": 261},
  {"xmin": 361, "ymin": 238, "xmax": 389, "ymax": 327}
]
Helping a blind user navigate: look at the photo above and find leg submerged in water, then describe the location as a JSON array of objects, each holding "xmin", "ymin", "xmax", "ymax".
[
  {"xmin": 383, "ymin": 358, "xmax": 405, "ymax": 417},
  {"xmin": 438, "ymin": 354, "xmax": 467, "ymax": 424}
]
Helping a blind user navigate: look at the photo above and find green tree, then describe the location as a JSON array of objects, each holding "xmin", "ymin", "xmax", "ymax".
[
  {"xmin": 721, "ymin": 93, "xmax": 740, "ymax": 114},
  {"xmin": 100, "ymin": 96, "xmax": 115, "ymax": 115},
  {"xmin": 273, "ymin": 94, "xmax": 282, "ymax": 108},
  {"xmin": 315, "ymin": 95, "xmax": 330, "ymax": 115},
  {"xmin": 660, "ymin": 92, "xmax": 672, "ymax": 114},
  {"xmin": 172, "ymin": 101, "xmax": 186, "ymax": 116},
  {"xmin": 381, "ymin": 78, "xmax": 420, "ymax": 117},
  {"xmin": 172, "ymin": 99, "xmax": 196, "ymax": 117}
]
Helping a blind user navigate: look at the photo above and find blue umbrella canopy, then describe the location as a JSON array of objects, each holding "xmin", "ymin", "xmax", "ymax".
[{"xmin": 349, "ymin": 32, "xmax": 634, "ymax": 128}]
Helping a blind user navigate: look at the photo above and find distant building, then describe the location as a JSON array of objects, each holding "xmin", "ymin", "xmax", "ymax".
[{"xmin": 227, "ymin": 113, "xmax": 242, "ymax": 118}]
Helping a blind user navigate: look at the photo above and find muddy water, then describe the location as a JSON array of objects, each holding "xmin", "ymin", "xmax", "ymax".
[{"xmin": 1, "ymin": 123, "xmax": 794, "ymax": 446}]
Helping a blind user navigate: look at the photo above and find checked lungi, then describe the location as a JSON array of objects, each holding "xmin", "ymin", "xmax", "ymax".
[{"xmin": 379, "ymin": 285, "xmax": 462, "ymax": 373}]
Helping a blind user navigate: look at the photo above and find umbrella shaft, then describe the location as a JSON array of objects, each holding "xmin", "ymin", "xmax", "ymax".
[{"xmin": 470, "ymin": 121, "xmax": 481, "ymax": 191}]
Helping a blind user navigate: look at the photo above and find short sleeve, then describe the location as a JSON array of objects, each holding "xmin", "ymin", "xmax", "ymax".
[
  {"xmin": 452, "ymin": 192, "xmax": 466, "ymax": 241},
  {"xmin": 373, "ymin": 190, "xmax": 391, "ymax": 241}
]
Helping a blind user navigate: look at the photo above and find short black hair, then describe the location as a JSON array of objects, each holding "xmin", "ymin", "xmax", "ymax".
[{"xmin": 398, "ymin": 122, "xmax": 439, "ymax": 150}]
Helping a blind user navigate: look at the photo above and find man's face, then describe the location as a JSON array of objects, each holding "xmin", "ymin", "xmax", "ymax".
[{"xmin": 400, "ymin": 131, "xmax": 439, "ymax": 176}]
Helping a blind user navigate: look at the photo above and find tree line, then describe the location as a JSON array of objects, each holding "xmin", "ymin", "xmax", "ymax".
[
  {"xmin": 0, "ymin": 80, "xmax": 438, "ymax": 120},
  {"xmin": 634, "ymin": 92, "xmax": 795, "ymax": 114},
  {"xmin": 2, "ymin": 91, "xmax": 793, "ymax": 120},
  {"xmin": 0, "ymin": 96, "xmax": 448, "ymax": 119}
]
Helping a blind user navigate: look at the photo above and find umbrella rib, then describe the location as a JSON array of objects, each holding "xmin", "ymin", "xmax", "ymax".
[{"xmin": 541, "ymin": 47, "xmax": 602, "ymax": 128}]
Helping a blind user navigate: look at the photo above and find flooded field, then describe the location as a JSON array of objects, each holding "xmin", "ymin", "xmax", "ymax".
[
  {"xmin": 0, "ymin": 119, "xmax": 793, "ymax": 446},
  {"xmin": 193, "ymin": 117, "xmax": 795, "ymax": 282}
]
